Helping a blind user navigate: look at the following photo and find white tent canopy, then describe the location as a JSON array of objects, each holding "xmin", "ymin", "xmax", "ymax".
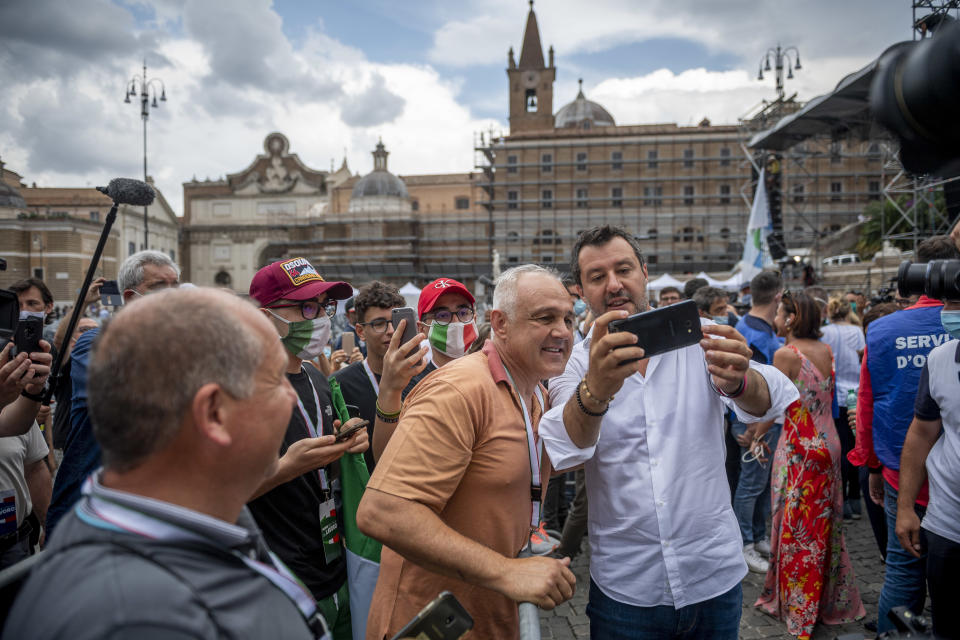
[
  {"xmin": 647, "ymin": 273, "xmax": 685, "ymax": 291},
  {"xmin": 399, "ymin": 282, "xmax": 421, "ymax": 309}
]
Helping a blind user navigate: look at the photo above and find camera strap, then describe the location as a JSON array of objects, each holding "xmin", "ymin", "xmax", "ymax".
[
  {"xmin": 502, "ymin": 364, "xmax": 545, "ymax": 529},
  {"xmin": 296, "ymin": 366, "xmax": 330, "ymax": 494}
]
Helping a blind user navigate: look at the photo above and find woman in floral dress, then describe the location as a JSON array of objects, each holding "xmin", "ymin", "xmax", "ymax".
[{"xmin": 753, "ymin": 291, "xmax": 865, "ymax": 639}]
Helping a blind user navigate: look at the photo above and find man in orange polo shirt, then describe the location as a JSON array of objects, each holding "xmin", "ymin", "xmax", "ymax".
[{"xmin": 357, "ymin": 264, "xmax": 577, "ymax": 639}]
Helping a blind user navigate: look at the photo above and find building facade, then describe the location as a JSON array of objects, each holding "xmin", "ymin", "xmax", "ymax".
[{"xmin": 0, "ymin": 159, "xmax": 178, "ymax": 305}]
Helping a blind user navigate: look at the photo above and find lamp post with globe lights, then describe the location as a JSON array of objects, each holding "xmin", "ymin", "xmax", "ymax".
[{"xmin": 124, "ymin": 60, "xmax": 166, "ymax": 251}]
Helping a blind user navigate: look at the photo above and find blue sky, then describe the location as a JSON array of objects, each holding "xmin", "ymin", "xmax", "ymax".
[{"xmin": 0, "ymin": 0, "xmax": 911, "ymax": 215}]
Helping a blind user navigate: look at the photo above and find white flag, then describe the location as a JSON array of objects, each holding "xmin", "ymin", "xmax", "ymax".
[{"xmin": 738, "ymin": 167, "xmax": 775, "ymax": 279}]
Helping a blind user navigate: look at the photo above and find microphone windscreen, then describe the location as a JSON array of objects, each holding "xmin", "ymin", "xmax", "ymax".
[{"xmin": 96, "ymin": 178, "xmax": 156, "ymax": 206}]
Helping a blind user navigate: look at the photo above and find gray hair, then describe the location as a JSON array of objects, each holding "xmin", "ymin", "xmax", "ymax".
[
  {"xmin": 88, "ymin": 287, "xmax": 263, "ymax": 472},
  {"xmin": 118, "ymin": 250, "xmax": 180, "ymax": 292},
  {"xmin": 493, "ymin": 264, "xmax": 562, "ymax": 318},
  {"xmin": 692, "ymin": 286, "xmax": 728, "ymax": 313}
]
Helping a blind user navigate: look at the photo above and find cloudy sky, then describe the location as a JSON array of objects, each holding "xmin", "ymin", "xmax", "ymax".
[{"xmin": 0, "ymin": 0, "xmax": 909, "ymax": 216}]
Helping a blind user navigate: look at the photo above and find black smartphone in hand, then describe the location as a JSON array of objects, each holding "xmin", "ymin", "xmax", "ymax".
[
  {"xmin": 391, "ymin": 307, "xmax": 418, "ymax": 346},
  {"xmin": 335, "ymin": 419, "xmax": 369, "ymax": 443},
  {"xmin": 608, "ymin": 299, "xmax": 703, "ymax": 362}
]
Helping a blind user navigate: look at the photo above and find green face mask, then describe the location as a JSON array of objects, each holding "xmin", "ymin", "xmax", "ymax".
[
  {"xmin": 268, "ymin": 310, "xmax": 331, "ymax": 360},
  {"xmin": 850, "ymin": 302, "xmax": 857, "ymax": 312}
]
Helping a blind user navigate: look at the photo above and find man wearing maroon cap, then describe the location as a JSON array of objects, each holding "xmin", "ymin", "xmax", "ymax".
[{"xmin": 247, "ymin": 257, "xmax": 370, "ymax": 640}]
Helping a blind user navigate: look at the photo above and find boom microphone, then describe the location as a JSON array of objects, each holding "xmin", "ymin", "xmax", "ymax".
[{"xmin": 95, "ymin": 178, "xmax": 156, "ymax": 206}]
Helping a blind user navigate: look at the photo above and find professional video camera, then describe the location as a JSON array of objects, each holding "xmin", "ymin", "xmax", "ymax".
[
  {"xmin": 870, "ymin": 19, "xmax": 960, "ymax": 178},
  {"xmin": 897, "ymin": 259, "xmax": 960, "ymax": 300}
]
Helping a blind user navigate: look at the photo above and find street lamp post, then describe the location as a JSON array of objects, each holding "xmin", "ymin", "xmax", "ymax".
[
  {"xmin": 124, "ymin": 60, "xmax": 166, "ymax": 251},
  {"xmin": 757, "ymin": 45, "xmax": 802, "ymax": 100}
]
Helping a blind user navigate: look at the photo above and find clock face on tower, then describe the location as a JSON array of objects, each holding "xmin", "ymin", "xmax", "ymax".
[{"xmin": 522, "ymin": 71, "xmax": 540, "ymax": 88}]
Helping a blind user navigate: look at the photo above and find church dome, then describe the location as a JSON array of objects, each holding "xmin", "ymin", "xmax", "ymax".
[
  {"xmin": 555, "ymin": 81, "xmax": 615, "ymax": 129},
  {"xmin": 348, "ymin": 140, "xmax": 411, "ymax": 215}
]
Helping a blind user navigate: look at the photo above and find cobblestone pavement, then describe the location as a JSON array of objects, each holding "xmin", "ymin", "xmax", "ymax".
[{"xmin": 539, "ymin": 502, "xmax": 885, "ymax": 639}]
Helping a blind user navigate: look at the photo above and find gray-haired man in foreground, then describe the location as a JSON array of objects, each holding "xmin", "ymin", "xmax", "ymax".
[{"xmin": 4, "ymin": 287, "xmax": 327, "ymax": 639}]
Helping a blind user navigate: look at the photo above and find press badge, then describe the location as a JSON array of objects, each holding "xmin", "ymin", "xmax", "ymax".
[{"xmin": 319, "ymin": 498, "xmax": 341, "ymax": 564}]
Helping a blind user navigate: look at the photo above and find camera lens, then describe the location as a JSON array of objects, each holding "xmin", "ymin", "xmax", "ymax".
[
  {"xmin": 925, "ymin": 260, "xmax": 960, "ymax": 300},
  {"xmin": 897, "ymin": 260, "xmax": 927, "ymax": 298}
]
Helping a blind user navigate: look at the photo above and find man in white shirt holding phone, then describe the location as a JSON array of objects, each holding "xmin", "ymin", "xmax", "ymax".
[{"xmin": 539, "ymin": 225, "xmax": 798, "ymax": 640}]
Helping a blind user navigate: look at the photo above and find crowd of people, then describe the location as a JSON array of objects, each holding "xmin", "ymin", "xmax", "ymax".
[{"xmin": 0, "ymin": 225, "xmax": 957, "ymax": 639}]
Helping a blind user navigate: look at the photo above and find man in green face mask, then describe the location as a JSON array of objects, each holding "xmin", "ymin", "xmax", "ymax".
[{"xmin": 248, "ymin": 257, "xmax": 370, "ymax": 640}]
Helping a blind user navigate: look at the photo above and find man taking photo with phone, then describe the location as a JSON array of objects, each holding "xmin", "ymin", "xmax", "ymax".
[
  {"xmin": 248, "ymin": 257, "xmax": 369, "ymax": 640},
  {"xmin": 539, "ymin": 225, "xmax": 798, "ymax": 640}
]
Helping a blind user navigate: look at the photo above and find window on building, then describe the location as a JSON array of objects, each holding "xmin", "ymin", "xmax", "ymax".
[
  {"xmin": 721, "ymin": 227, "xmax": 730, "ymax": 239},
  {"xmin": 682, "ymin": 226, "xmax": 695, "ymax": 242},
  {"xmin": 542, "ymin": 255, "xmax": 553, "ymax": 263},
  {"xmin": 611, "ymin": 151, "xmax": 623, "ymax": 171},
  {"xmin": 830, "ymin": 141, "xmax": 842, "ymax": 163},
  {"xmin": 720, "ymin": 147, "xmax": 731, "ymax": 166},
  {"xmin": 507, "ymin": 155, "xmax": 518, "ymax": 173},
  {"xmin": 647, "ymin": 254, "xmax": 658, "ymax": 264},
  {"xmin": 169, "ymin": 249, "xmax": 175, "ymax": 262},
  {"xmin": 89, "ymin": 210, "xmax": 100, "ymax": 222},
  {"xmin": 541, "ymin": 189, "xmax": 553, "ymax": 208},
  {"xmin": 683, "ymin": 255, "xmax": 694, "ymax": 262},
  {"xmin": 576, "ymin": 188, "xmax": 588, "ymax": 208},
  {"xmin": 793, "ymin": 225, "xmax": 804, "ymax": 233},
  {"xmin": 214, "ymin": 271, "xmax": 232, "ymax": 287},
  {"xmin": 792, "ymin": 184, "xmax": 805, "ymax": 203},
  {"xmin": 325, "ymin": 223, "xmax": 349, "ymax": 239},
  {"xmin": 867, "ymin": 143, "xmax": 881, "ymax": 162},
  {"xmin": 507, "ymin": 191, "xmax": 518, "ymax": 209},
  {"xmin": 128, "ymin": 241, "xmax": 136, "ymax": 255},
  {"xmin": 830, "ymin": 181, "xmax": 843, "ymax": 201},
  {"xmin": 683, "ymin": 185, "xmax": 694, "ymax": 205},
  {"xmin": 213, "ymin": 245, "xmax": 231, "ymax": 262},
  {"xmin": 411, "ymin": 199, "xmax": 419, "ymax": 211},
  {"xmin": 576, "ymin": 152, "xmax": 587, "ymax": 172},
  {"xmin": 719, "ymin": 184, "xmax": 731, "ymax": 204},
  {"xmin": 525, "ymin": 89, "xmax": 538, "ymax": 112},
  {"xmin": 683, "ymin": 148, "xmax": 694, "ymax": 168},
  {"xmin": 868, "ymin": 181, "xmax": 881, "ymax": 201},
  {"xmin": 455, "ymin": 196, "xmax": 470, "ymax": 210},
  {"xmin": 647, "ymin": 150, "xmax": 658, "ymax": 169},
  {"xmin": 647, "ymin": 228, "xmax": 658, "ymax": 240},
  {"xmin": 611, "ymin": 187, "xmax": 623, "ymax": 207},
  {"xmin": 643, "ymin": 186, "xmax": 663, "ymax": 207},
  {"xmin": 508, "ymin": 256, "xmax": 519, "ymax": 263},
  {"xmin": 541, "ymin": 153, "xmax": 552, "ymax": 173},
  {"xmin": 830, "ymin": 224, "xmax": 842, "ymax": 232}
]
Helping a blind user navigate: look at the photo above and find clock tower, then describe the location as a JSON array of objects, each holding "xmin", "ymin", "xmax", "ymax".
[{"xmin": 507, "ymin": 1, "xmax": 555, "ymax": 134}]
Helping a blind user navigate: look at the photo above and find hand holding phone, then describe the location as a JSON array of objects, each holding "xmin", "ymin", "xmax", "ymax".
[
  {"xmin": 100, "ymin": 280, "xmax": 124, "ymax": 307},
  {"xmin": 335, "ymin": 419, "xmax": 369, "ymax": 443},
  {"xmin": 608, "ymin": 299, "xmax": 703, "ymax": 361},
  {"xmin": 391, "ymin": 307, "xmax": 418, "ymax": 347},
  {"xmin": 341, "ymin": 331, "xmax": 355, "ymax": 356}
]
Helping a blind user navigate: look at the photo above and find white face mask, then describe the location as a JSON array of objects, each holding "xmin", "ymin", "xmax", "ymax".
[{"xmin": 267, "ymin": 310, "xmax": 332, "ymax": 361}]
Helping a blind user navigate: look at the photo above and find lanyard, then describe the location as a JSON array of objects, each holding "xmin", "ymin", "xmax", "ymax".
[
  {"xmin": 295, "ymin": 367, "xmax": 329, "ymax": 492},
  {"xmin": 502, "ymin": 365, "xmax": 545, "ymax": 528},
  {"xmin": 362, "ymin": 359, "xmax": 380, "ymax": 395},
  {"xmin": 84, "ymin": 491, "xmax": 323, "ymax": 633}
]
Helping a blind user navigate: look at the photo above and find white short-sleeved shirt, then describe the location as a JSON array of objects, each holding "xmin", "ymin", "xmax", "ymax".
[
  {"xmin": 913, "ymin": 339, "xmax": 960, "ymax": 545},
  {"xmin": 0, "ymin": 423, "xmax": 49, "ymax": 528},
  {"xmin": 820, "ymin": 322, "xmax": 865, "ymax": 400},
  {"xmin": 540, "ymin": 321, "xmax": 799, "ymax": 608}
]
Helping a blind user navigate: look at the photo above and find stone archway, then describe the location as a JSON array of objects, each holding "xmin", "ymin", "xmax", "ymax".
[{"xmin": 214, "ymin": 270, "xmax": 232, "ymax": 288}]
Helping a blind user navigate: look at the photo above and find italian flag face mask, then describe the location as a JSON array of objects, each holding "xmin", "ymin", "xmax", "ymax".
[{"xmin": 427, "ymin": 320, "xmax": 478, "ymax": 359}]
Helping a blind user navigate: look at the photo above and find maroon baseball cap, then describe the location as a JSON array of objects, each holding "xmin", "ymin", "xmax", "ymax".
[
  {"xmin": 418, "ymin": 278, "xmax": 475, "ymax": 319},
  {"xmin": 249, "ymin": 257, "xmax": 352, "ymax": 307}
]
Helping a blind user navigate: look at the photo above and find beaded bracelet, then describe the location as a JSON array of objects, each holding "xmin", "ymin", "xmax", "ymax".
[
  {"xmin": 576, "ymin": 383, "xmax": 608, "ymax": 417},
  {"xmin": 580, "ymin": 377, "xmax": 614, "ymax": 405}
]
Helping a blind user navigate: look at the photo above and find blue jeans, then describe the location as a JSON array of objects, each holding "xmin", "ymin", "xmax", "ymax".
[
  {"xmin": 877, "ymin": 480, "xmax": 927, "ymax": 634},
  {"xmin": 731, "ymin": 421, "xmax": 781, "ymax": 545},
  {"xmin": 587, "ymin": 580, "xmax": 741, "ymax": 640}
]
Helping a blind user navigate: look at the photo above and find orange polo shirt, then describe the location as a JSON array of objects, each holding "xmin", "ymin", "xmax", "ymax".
[{"xmin": 365, "ymin": 340, "xmax": 548, "ymax": 640}]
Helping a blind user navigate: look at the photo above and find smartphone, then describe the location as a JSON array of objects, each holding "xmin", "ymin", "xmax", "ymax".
[
  {"xmin": 13, "ymin": 315, "xmax": 43, "ymax": 356},
  {"xmin": 608, "ymin": 299, "xmax": 703, "ymax": 362},
  {"xmin": 335, "ymin": 419, "xmax": 369, "ymax": 443},
  {"xmin": 391, "ymin": 307, "xmax": 418, "ymax": 347},
  {"xmin": 100, "ymin": 280, "xmax": 124, "ymax": 307},
  {"xmin": 341, "ymin": 331, "xmax": 355, "ymax": 355},
  {"xmin": 390, "ymin": 591, "xmax": 473, "ymax": 640}
]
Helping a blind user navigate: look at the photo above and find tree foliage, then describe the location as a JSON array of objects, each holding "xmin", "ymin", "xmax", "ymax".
[{"xmin": 856, "ymin": 189, "xmax": 948, "ymax": 259}]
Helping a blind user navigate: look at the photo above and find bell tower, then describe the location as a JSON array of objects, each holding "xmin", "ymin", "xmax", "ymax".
[{"xmin": 507, "ymin": 1, "xmax": 555, "ymax": 134}]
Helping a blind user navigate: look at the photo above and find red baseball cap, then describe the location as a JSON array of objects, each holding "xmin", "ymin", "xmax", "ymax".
[
  {"xmin": 249, "ymin": 257, "xmax": 352, "ymax": 307},
  {"xmin": 418, "ymin": 278, "xmax": 475, "ymax": 319}
]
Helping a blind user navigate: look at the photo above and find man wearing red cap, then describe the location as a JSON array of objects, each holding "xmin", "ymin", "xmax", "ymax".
[
  {"xmin": 247, "ymin": 257, "xmax": 370, "ymax": 640},
  {"xmin": 369, "ymin": 277, "xmax": 479, "ymax": 460}
]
